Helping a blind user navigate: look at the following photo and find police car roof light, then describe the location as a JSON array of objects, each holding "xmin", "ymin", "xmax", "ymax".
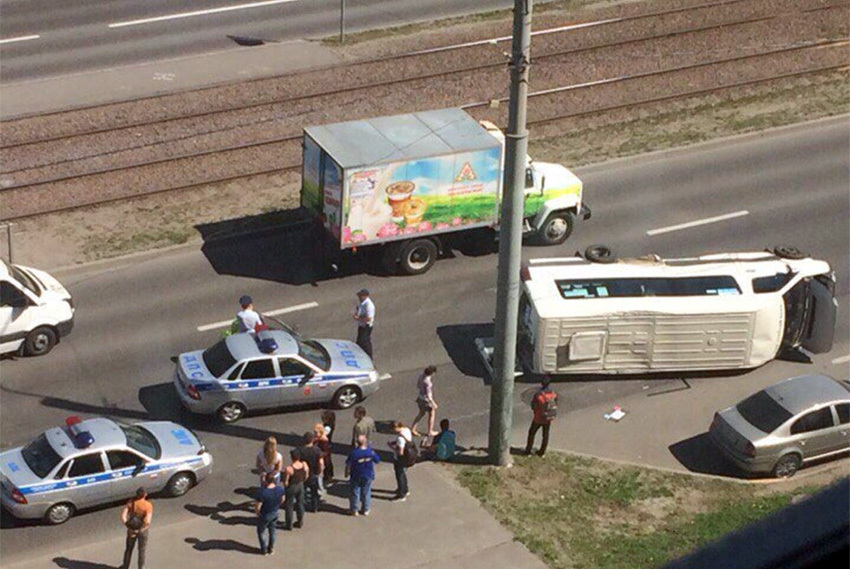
[
  {"xmin": 65, "ymin": 415, "xmax": 83, "ymax": 427},
  {"xmin": 73, "ymin": 431, "xmax": 95, "ymax": 449},
  {"xmin": 255, "ymin": 330, "xmax": 278, "ymax": 354}
]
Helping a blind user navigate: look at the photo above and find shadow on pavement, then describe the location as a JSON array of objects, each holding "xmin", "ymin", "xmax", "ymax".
[
  {"xmin": 436, "ymin": 323, "xmax": 494, "ymax": 383},
  {"xmin": 185, "ymin": 537, "xmax": 259, "ymax": 554},
  {"xmin": 52, "ymin": 558, "xmax": 116, "ymax": 569},
  {"xmin": 668, "ymin": 433, "xmax": 747, "ymax": 478},
  {"xmin": 185, "ymin": 500, "xmax": 257, "ymax": 527}
]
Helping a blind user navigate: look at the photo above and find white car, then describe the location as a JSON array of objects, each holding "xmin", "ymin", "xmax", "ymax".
[{"xmin": 0, "ymin": 260, "xmax": 74, "ymax": 356}]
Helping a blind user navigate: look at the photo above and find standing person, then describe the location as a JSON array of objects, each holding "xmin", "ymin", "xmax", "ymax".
[
  {"xmin": 299, "ymin": 431, "xmax": 324, "ymax": 513},
  {"xmin": 237, "ymin": 295, "xmax": 263, "ymax": 334},
  {"xmin": 411, "ymin": 366, "xmax": 439, "ymax": 441},
  {"xmin": 320, "ymin": 410, "xmax": 337, "ymax": 484},
  {"xmin": 525, "ymin": 376, "xmax": 559, "ymax": 457},
  {"xmin": 353, "ymin": 289, "xmax": 375, "ymax": 357},
  {"xmin": 345, "ymin": 435, "xmax": 381, "ymax": 516},
  {"xmin": 255, "ymin": 436, "xmax": 284, "ymax": 485},
  {"xmin": 351, "ymin": 406, "xmax": 376, "ymax": 446},
  {"xmin": 283, "ymin": 449, "xmax": 309, "ymax": 530},
  {"xmin": 254, "ymin": 474, "xmax": 285, "ymax": 556},
  {"xmin": 120, "ymin": 487, "xmax": 153, "ymax": 569},
  {"xmin": 387, "ymin": 421, "xmax": 413, "ymax": 501}
]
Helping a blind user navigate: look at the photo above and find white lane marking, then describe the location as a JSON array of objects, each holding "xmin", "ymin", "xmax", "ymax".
[
  {"xmin": 0, "ymin": 35, "xmax": 40, "ymax": 45},
  {"xmin": 196, "ymin": 301, "xmax": 318, "ymax": 332},
  {"xmin": 109, "ymin": 0, "xmax": 300, "ymax": 28},
  {"xmin": 831, "ymin": 354, "xmax": 850, "ymax": 365},
  {"xmin": 646, "ymin": 210, "xmax": 750, "ymax": 236},
  {"xmin": 407, "ymin": 17, "xmax": 619, "ymax": 57}
]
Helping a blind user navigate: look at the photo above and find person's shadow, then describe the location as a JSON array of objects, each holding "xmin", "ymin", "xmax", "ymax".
[
  {"xmin": 52, "ymin": 558, "xmax": 116, "ymax": 569},
  {"xmin": 184, "ymin": 537, "xmax": 259, "ymax": 554}
]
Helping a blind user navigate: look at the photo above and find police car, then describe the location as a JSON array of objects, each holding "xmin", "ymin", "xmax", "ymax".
[
  {"xmin": 174, "ymin": 328, "xmax": 380, "ymax": 423},
  {"xmin": 0, "ymin": 416, "xmax": 213, "ymax": 525}
]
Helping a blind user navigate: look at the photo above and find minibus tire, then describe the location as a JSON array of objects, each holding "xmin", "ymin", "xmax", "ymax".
[
  {"xmin": 585, "ymin": 245, "xmax": 617, "ymax": 264},
  {"xmin": 537, "ymin": 212, "xmax": 574, "ymax": 245},
  {"xmin": 23, "ymin": 327, "xmax": 57, "ymax": 356},
  {"xmin": 400, "ymin": 239, "xmax": 437, "ymax": 275},
  {"xmin": 773, "ymin": 245, "xmax": 806, "ymax": 260},
  {"xmin": 45, "ymin": 502, "xmax": 75, "ymax": 525}
]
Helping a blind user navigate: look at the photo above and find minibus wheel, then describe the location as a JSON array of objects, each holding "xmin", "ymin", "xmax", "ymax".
[
  {"xmin": 585, "ymin": 245, "xmax": 617, "ymax": 264},
  {"xmin": 773, "ymin": 245, "xmax": 806, "ymax": 260},
  {"xmin": 23, "ymin": 327, "xmax": 57, "ymax": 356}
]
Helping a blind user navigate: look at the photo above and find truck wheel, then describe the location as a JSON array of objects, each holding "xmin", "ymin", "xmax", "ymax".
[
  {"xmin": 773, "ymin": 245, "xmax": 806, "ymax": 260},
  {"xmin": 45, "ymin": 502, "xmax": 75, "ymax": 525},
  {"xmin": 772, "ymin": 453, "xmax": 801, "ymax": 478},
  {"xmin": 537, "ymin": 212, "xmax": 574, "ymax": 246},
  {"xmin": 585, "ymin": 245, "xmax": 617, "ymax": 264},
  {"xmin": 217, "ymin": 402, "xmax": 246, "ymax": 423},
  {"xmin": 23, "ymin": 327, "xmax": 57, "ymax": 357},
  {"xmin": 400, "ymin": 239, "xmax": 437, "ymax": 275}
]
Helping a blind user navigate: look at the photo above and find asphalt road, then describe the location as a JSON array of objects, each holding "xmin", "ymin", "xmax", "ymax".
[
  {"xmin": 0, "ymin": 0, "xmax": 512, "ymax": 83},
  {"xmin": 0, "ymin": 117, "xmax": 848, "ymax": 564}
]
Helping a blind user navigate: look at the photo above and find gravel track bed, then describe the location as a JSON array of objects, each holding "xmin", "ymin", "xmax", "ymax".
[
  {"xmin": 1, "ymin": 1, "xmax": 843, "ymax": 190},
  {"xmin": 0, "ymin": 0, "xmax": 821, "ymax": 149}
]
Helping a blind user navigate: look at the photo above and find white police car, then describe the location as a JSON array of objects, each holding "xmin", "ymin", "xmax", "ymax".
[
  {"xmin": 0, "ymin": 417, "xmax": 213, "ymax": 525},
  {"xmin": 174, "ymin": 329, "xmax": 380, "ymax": 423}
]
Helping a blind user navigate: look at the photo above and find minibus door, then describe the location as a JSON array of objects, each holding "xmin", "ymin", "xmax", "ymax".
[{"xmin": 802, "ymin": 276, "xmax": 837, "ymax": 354}]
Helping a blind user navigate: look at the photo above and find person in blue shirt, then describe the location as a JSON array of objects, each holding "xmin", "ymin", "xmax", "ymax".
[
  {"xmin": 345, "ymin": 435, "xmax": 381, "ymax": 516},
  {"xmin": 254, "ymin": 473, "xmax": 285, "ymax": 555}
]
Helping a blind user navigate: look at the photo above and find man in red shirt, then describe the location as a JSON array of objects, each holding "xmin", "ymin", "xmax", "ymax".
[{"xmin": 525, "ymin": 376, "xmax": 558, "ymax": 457}]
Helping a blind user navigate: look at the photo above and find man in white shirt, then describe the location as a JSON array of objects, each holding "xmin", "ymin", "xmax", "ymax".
[
  {"xmin": 387, "ymin": 421, "xmax": 412, "ymax": 501},
  {"xmin": 353, "ymin": 289, "xmax": 375, "ymax": 357},
  {"xmin": 237, "ymin": 295, "xmax": 262, "ymax": 334}
]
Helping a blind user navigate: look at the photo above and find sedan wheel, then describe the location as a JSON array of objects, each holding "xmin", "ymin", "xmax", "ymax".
[
  {"xmin": 333, "ymin": 386, "xmax": 361, "ymax": 409},
  {"xmin": 166, "ymin": 472, "xmax": 194, "ymax": 497},
  {"xmin": 773, "ymin": 453, "xmax": 801, "ymax": 478},
  {"xmin": 218, "ymin": 402, "xmax": 246, "ymax": 423},
  {"xmin": 45, "ymin": 503, "xmax": 75, "ymax": 525}
]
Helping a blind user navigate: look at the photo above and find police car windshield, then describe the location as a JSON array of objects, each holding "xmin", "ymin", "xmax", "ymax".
[
  {"xmin": 203, "ymin": 339, "xmax": 238, "ymax": 378},
  {"xmin": 21, "ymin": 434, "xmax": 62, "ymax": 478},
  {"xmin": 298, "ymin": 339, "xmax": 330, "ymax": 371},
  {"xmin": 121, "ymin": 425, "xmax": 161, "ymax": 460}
]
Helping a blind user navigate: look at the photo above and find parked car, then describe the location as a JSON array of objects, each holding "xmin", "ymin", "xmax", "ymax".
[
  {"xmin": 174, "ymin": 327, "xmax": 380, "ymax": 423},
  {"xmin": 709, "ymin": 374, "xmax": 849, "ymax": 478},
  {"xmin": 0, "ymin": 417, "xmax": 213, "ymax": 524},
  {"xmin": 0, "ymin": 260, "xmax": 74, "ymax": 357}
]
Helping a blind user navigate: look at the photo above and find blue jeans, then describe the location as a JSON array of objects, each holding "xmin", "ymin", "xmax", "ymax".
[
  {"xmin": 256, "ymin": 513, "xmax": 277, "ymax": 553},
  {"xmin": 349, "ymin": 478, "xmax": 373, "ymax": 513}
]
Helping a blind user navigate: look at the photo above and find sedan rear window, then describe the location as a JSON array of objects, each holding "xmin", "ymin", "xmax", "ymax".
[
  {"xmin": 121, "ymin": 425, "xmax": 161, "ymax": 460},
  {"xmin": 202, "ymin": 339, "xmax": 238, "ymax": 378},
  {"xmin": 736, "ymin": 391, "xmax": 793, "ymax": 433},
  {"xmin": 21, "ymin": 434, "xmax": 62, "ymax": 478}
]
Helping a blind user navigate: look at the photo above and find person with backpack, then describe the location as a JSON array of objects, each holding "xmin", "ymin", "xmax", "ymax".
[
  {"xmin": 525, "ymin": 375, "xmax": 558, "ymax": 457},
  {"xmin": 120, "ymin": 487, "xmax": 153, "ymax": 569},
  {"xmin": 388, "ymin": 421, "xmax": 415, "ymax": 501}
]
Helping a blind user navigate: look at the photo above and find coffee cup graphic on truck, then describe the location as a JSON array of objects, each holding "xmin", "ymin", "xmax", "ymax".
[{"xmin": 386, "ymin": 181, "xmax": 416, "ymax": 221}]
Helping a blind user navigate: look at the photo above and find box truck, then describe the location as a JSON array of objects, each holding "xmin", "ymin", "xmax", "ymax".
[{"xmin": 301, "ymin": 108, "xmax": 591, "ymax": 275}]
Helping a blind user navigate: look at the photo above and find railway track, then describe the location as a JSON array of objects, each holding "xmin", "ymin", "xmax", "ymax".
[{"xmin": 0, "ymin": 0, "xmax": 846, "ymax": 220}]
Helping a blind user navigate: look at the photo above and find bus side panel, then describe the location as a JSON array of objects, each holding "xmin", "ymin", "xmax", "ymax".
[
  {"xmin": 750, "ymin": 300, "xmax": 784, "ymax": 366},
  {"xmin": 540, "ymin": 317, "xmax": 608, "ymax": 374},
  {"xmin": 649, "ymin": 312, "xmax": 755, "ymax": 370},
  {"xmin": 604, "ymin": 315, "xmax": 653, "ymax": 371}
]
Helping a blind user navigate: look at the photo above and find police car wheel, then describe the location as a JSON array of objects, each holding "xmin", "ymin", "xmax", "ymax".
[
  {"xmin": 333, "ymin": 386, "xmax": 361, "ymax": 409},
  {"xmin": 45, "ymin": 502, "xmax": 75, "ymax": 525},
  {"xmin": 218, "ymin": 402, "xmax": 246, "ymax": 423},
  {"xmin": 23, "ymin": 326, "xmax": 57, "ymax": 357},
  {"xmin": 166, "ymin": 472, "xmax": 195, "ymax": 497}
]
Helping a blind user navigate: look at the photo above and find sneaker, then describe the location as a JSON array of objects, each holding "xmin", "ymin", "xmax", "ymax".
[
  {"xmin": 395, "ymin": 495, "xmax": 407, "ymax": 502},
  {"xmin": 362, "ymin": 510, "xmax": 371, "ymax": 516},
  {"xmin": 268, "ymin": 548, "xmax": 275, "ymax": 556},
  {"xmin": 536, "ymin": 450, "xmax": 546, "ymax": 457},
  {"xmin": 294, "ymin": 521, "xmax": 303, "ymax": 529},
  {"xmin": 350, "ymin": 510, "xmax": 360, "ymax": 516}
]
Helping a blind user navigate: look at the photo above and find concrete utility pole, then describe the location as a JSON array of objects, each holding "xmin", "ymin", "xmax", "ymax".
[{"xmin": 488, "ymin": 0, "xmax": 532, "ymax": 467}]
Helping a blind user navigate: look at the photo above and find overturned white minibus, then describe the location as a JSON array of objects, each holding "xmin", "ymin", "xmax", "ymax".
[{"xmin": 518, "ymin": 247, "xmax": 837, "ymax": 375}]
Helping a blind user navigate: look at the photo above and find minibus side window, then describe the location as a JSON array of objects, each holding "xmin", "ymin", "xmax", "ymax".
[{"xmin": 753, "ymin": 273, "xmax": 792, "ymax": 293}]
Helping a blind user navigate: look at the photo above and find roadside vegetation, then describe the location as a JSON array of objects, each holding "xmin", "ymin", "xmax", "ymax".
[{"xmin": 454, "ymin": 452, "xmax": 839, "ymax": 569}]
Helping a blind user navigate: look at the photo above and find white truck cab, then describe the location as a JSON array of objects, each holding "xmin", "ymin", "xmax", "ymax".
[{"xmin": 0, "ymin": 261, "xmax": 74, "ymax": 357}]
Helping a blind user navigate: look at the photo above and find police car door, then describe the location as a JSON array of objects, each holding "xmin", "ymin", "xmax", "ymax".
[
  {"xmin": 277, "ymin": 357, "xmax": 316, "ymax": 404},
  {"xmin": 237, "ymin": 358, "xmax": 278, "ymax": 410},
  {"xmin": 105, "ymin": 450, "xmax": 151, "ymax": 499},
  {"xmin": 63, "ymin": 452, "xmax": 110, "ymax": 508}
]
